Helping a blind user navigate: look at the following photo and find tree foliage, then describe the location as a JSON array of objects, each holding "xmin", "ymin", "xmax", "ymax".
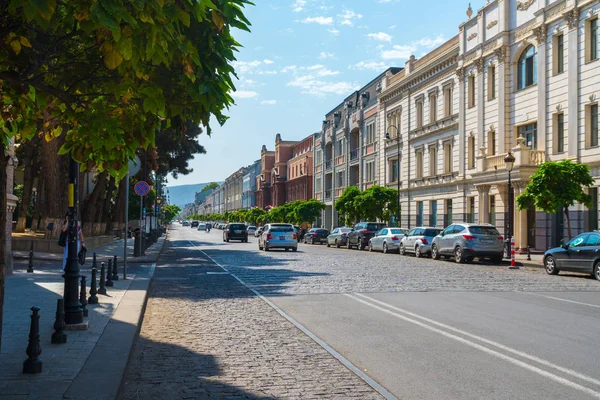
[
  {"xmin": 335, "ymin": 186, "xmax": 361, "ymax": 226},
  {"xmin": 517, "ymin": 160, "xmax": 594, "ymax": 239},
  {"xmin": 355, "ymin": 186, "xmax": 398, "ymax": 222},
  {"xmin": 202, "ymin": 182, "xmax": 220, "ymax": 192},
  {"xmin": 291, "ymin": 199, "xmax": 325, "ymax": 225},
  {"xmin": 155, "ymin": 120, "xmax": 207, "ymax": 178},
  {"xmin": 163, "ymin": 204, "xmax": 181, "ymax": 223}
]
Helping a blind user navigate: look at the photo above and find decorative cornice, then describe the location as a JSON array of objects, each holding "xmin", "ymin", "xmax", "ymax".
[
  {"xmin": 545, "ymin": 1, "xmax": 566, "ymax": 21},
  {"xmin": 486, "ymin": 20, "xmax": 498, "ymax": 30},
  {"xmin": 533, "ymin": 24, "xmax": 547, "ymax": 44},
  {"xmin": 563, "ymin": 8, "xmax": 580, "ymax": 30},
  {"xmin": 516, "ymin": 0, "xmax": 535, "ymax": 11}
]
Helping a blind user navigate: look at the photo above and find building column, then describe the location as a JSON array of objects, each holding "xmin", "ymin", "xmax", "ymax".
[
  {"xmin": 534, "ymin": 25, "xmax": 547, "ymax": 152},
  {"xmin": 565, "ymin": 9, "xmax": 579, "ymax": 158},
  {"xmin": 494, "ymin": 47, "xmax": 507, "ymax": 152},
  {"xmin": 477, "ymin": 185, "xmax": 491, "ymax": 223},
  {"xmin": 514, "ymin": 182, "xmax": 528, "ymax": 250}
]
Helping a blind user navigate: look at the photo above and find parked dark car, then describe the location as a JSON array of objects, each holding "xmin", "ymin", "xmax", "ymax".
[
  {"xmin": 347, "ymin": 222, "xmax": 387, "ymax": 250},
  {"xmin": 223, "ymin": 223, "xmax": 248, "ymax": 242},
  {"xmin": 304, "ymin": 228, "xmax": 330, "ymax": 244},
  {"xmin": 326, "ymin": 227, "xmax": 352, "ymax": 248},
  {"xmin": 544, "ymin": 232, "xmax": 600, "ymax": 280},
  {"xmin": 191, "ymin": 221, "xmax": 199, "ymax": 228}
]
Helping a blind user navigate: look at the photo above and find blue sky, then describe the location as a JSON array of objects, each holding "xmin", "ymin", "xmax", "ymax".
[{"xmin": 167, "ymin": 0, "xmax": 486, "ymax": 186}]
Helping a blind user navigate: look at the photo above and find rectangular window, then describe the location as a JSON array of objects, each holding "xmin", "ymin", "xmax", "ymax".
[
  {"xmin": 416, "ymin": 100, "xmax": 423, "ymax": 128},
  {"xmin": 554, "ymin": 113, "xmax": 565, "ymax": 153},
  {"xmin": 444, "ymin": 86, "xmax": 453, "ymax": 117},
  {"xmin": 429, "ymin": 145, "xmax": 437, "ymax": 176},
  {"xmin": 487, "ymin": 65, "xmax": 496, "ymax": 100},
  {"xmin": 429, "ymin": 200, "xmax": 437, "ymax": 227},
  {"xmin": 468, "ymin": 136, "xmax": 475, "ymax": 170},
  {"xmin": 390, "ymin": 159, "xmax": 399, "ymax": 182},
  {"xmin": 554, "ymin": 34, "xmax": 564, "ymax": 74},
  {"xmin": 518, "ymin": 123, "xmax": 538, "ymax": 149},
  {"xmin": 417, "ymin": 201, "xmax": 423, "ymax": 226},
  {"xmin": 366, "ymin": 123, "xmax": 376, "ymax": 144},
  {"xmin": 445, "ymin": 199, "xmax": 453, "ymax": 226},
  {"xmin": 468, "ymin": 197, "xmax": 475, "ymax": 223},
  {"xmin": 336, "ymin": 171, "xmax": 344, "ymax": 187},
  {"xmin": 365, "ymin": 160, "xmax": 375, "ymax": 182},
  {"xmin": 430, "ymin": 94, "xmax": 437, "ymax": 123},
  {"xmin": 488, "ymin": 130, "xmax": 496, "ymax": 156},
  {"xmin": 468, "ymin": 75, "xmax": 475, "ymax": 108},
  {"xmin": 416, "ymin": 150, "xmax": 423, "ymax": 179},
  {"xmin": 591, "ymin": 18, "xmax": 598, "ymax": 61},
  {"xmin": 587, "ymin": 104, "xmax": 599, "ymax": 148},
  {"xmin": 443, "ymin": 141, "xmax": 452, "ymax": 173},
  {"xmin": 490, "ymin": 195, "xmax": 496, "ymax": 226}
]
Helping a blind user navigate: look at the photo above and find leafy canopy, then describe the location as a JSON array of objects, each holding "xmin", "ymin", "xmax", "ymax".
[
  {"xmin": 335, "ymin": 186, "xmax": 361, "ymax": 226},
  {"xmin": 1, "ymin": 0, "xmax": 253, "ymax": 176}
]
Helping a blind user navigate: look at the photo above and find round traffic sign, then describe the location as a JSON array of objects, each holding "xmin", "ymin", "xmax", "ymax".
[{"xmin": 134, "ymin": 181, "xmax": 150, "ymax": 196}]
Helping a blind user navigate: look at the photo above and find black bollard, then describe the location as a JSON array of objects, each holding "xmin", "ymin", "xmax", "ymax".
[
  {"xmin": 98, "ymin": 263, "xmax": 107, "ymax": 295},
  {"xmin": 79, "ymin": 276, "xmax": 88, "ymax": 318},
  {"xmin": 23, "ymin": 306, "xmax": 43, "ymax": 374},
  {"xmin": 92, "ymin": 252, "xmax": 97, "ymax": 269},
  {"xmin": 88, "ymin": 268, "xmax": 99, "ymax": 304},
  {"xmin": 112, "ymin": 255, "xmax": 119, "ymax": 281},
  {"xmin": 106, "ymin": 259, "xmax": 114, "ymax": 287},
  {"xmin": 527, "ymin": 246, "xmax": 531, "ymax": 261},
  {"xmin": 27, "ymin": 241, "xmax": 34, "ymax": 273},
  {"xmin": 51, "ymin": 299, "xmax": 67, "ymax": 344}
]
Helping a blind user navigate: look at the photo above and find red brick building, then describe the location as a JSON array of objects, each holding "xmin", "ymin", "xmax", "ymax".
[{"xmin": 286, "ymin": 134, "xmax": 315, "ymax": 202}]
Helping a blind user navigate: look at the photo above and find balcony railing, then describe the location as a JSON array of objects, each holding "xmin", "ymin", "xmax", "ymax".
[
  {"xmin": 325, "ymin": 159, "xmax": 333, "ymax": 170},
  {"xmin": 336, "ymin": 155, "xmax": 345, "ymax": 166},
  {"xmin": 483, "ymin": 141, "xmax": 546, "ymax": 171},
  {"xmin": 324, "ymin": 190, "xmax": 332, "ymax": 200},
  {"xmin": 350, "ymin": 148, "xmax": 359, "ymax": 161},
  {"xmin": 335, "ymin": 188, "xmax": 344, "ymax": 197}
]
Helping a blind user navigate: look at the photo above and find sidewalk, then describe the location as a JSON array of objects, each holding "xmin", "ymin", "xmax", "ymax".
[
  {"xmin": 12, "ymin": 236, "xmax": 162, "ymax": 265},
  {"xmin": 509, "ymin": 252, "xmax": 544, "ymax": 269},
  {"xmin": 0, "ymin": 233, "xmax": 167, "ymax": 400}
]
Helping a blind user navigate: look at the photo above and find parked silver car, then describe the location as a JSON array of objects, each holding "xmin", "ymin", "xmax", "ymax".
[
  {"xmin": 326, "ymin": 227, "xmax": 353, "ymax": 248},
  {"xmin": 258, "ymin": 223, "xmax": 298, "ymax": 252},
  {"xmin": 255, "ymin": 226, "xmax": 264, "ymax": 237},
  {"xmin": 368, "ymin": 228, "xmax": 408, "ymax": 253},
  {"xmin": 247, "ymin": 226, "xmax": 257, "ymax": 235},
  {"xmin": 431, "ymin": 223, "xmax": 504, "ymax": 263},
  {"xmin": 400, "ymin": 227, "xmax": 443, "ymax": 258}
]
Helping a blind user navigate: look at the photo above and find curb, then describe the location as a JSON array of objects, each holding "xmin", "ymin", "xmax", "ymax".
[{"xmin": 62, "ymin": 234, "xmax": 166, "ymax": 400}]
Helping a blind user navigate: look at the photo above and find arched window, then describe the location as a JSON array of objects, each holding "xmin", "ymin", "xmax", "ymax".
[{"xmin": 518, "ymin": 45, "xmax": 537, "ymax": 89}]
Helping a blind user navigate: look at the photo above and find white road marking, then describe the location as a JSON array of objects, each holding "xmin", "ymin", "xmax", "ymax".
[
  {"xmin": 518, "ymin": 292, "xmax": 600, "ymax": 309},
  {"xmin": 347, "ymin": 293, "xmax": 600, "ymax": 398},
  {"xmin": 185, "ymin": 239, "xmax": 398, "ymax": 400}
]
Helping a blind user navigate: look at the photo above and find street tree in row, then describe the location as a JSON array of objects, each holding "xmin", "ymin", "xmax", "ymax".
[
  {"xmin": 335, "ymin": 186, "xmax": 361, "ymax": 226},
  {"xmin": 354, "ymin": 186, "xmax": 398, "ymax": 223},
  {"xmin": 291, "ymin": 200, "xmax": 326, "ymax": 226},
  {"xmin": 517, "ymin": 160, "xmax": 594, "ymax": 240},
  {"xmin": 163, "ymin": 205, "xmax": 182, "ymax": 224}
]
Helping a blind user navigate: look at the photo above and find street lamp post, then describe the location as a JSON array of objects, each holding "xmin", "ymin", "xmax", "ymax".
[
  {"xmin": 504, "ymin": 152, "xmax": 515, "ymax": 262},
  {"xmin": 385, "ymin": 125, "xmax": 400, "ymax": 227}
]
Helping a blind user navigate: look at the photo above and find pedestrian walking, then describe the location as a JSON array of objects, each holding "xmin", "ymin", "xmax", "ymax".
[{"xmin": 61, "ymin": 212, "xmax": 85, "ymax": 271}]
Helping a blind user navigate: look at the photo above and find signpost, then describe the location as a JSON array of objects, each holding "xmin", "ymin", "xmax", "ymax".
[{"xmin": 125, "ymin": 156, "xmax": 141, "ymax": 277}]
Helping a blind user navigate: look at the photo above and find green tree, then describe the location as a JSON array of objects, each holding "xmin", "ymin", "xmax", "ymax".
[
  {"xmin": 335, "ymin": 186, "xmax": 361, "ymax": 226},
  {"xmin": 246, "ymin": 207, "xmax": 267, "ymax": 225},
  {"xmin": 291, "ymin": 199, "xmax": 325, "ymax": 225},
  {"xmin": 354, "ymin": 185, "xmax": 398, "ymax": 222},
  {"xmin": 269, "ymin": 203, "xmax": 296, "ymax": 223},
  {"xmin": 517, "ymin": 160, "xmax": 594, "ymax": 239},
  {"xmin": 202, "ymin": 182, "xmax": 220, "ymax": 192},
  {"xmin": 163, "ymin": 204, "xmax": 181, "ymax": 223}
]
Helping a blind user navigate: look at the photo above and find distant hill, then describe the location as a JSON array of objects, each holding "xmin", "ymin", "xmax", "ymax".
[{"xmin": 167, "ymin": 182, "xmax": 223, "ymax": 208}]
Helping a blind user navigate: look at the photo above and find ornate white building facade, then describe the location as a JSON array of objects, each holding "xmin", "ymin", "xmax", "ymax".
[{"xmin": 378, "ymin": 0, "xmax": 600, "ymax": 251}]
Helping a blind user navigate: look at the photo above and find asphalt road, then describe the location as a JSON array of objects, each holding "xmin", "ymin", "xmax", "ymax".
[{"xmin": 177, "ymin": 225, "xmax": 600, "ymax": 400}]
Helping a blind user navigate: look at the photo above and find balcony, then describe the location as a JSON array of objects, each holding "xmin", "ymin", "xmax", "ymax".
[
  {"xmin": 483, "ymin": 138, "xmax": 546, "ymax": 171},
  {"xmin": 324, "ymin": 190, "xmax": 332, "ymax": 201},
  {"xmin": 315, "ymin": 192, "xmax": 322, "ymax": 200},
  {"xmin": 363, "ymin": 142, "xmax": 377, "ymax": 156},
  {"xmin": 349, "ymin": 148, "xmax": 359, "ymax": 162},
  {"xmin": 325, "ymin": 159, "xmax": 333, "ymax": 171},
  {"xmin": 335, "ymin": 187, "xmax": 344, "ymax": 197},
  {"xmin": 335, "ymin": 154, "xmax": 345, "ymax": 166}
]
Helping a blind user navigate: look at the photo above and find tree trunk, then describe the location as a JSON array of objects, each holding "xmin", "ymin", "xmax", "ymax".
[
  {"xmin": 81, "ymin": 172, "xmax": 108, "ymax": 237},
  {"xmin": 100, "ymin": 176, "xmax": 115, "ymax": 235},
  {"xmin": 564, "ymin": 206, "xmax": 572, "ymax": 240},
  {"xmin": 0, "ymin": 154, "xmax": 7, "ymax": 351},
  {"xmin": 15, "ymin": 141, "xmax": 39, "ymax": 232},
  {"xmin": 31, "ymin": 178, "xmax": 44, "ymax": 232},
  {"xmin": 112, "ymin": 177, "xmax": 126, "ymax": 232},
  {"xmin": 40, "ymin": 137, "xmax": 68, "ymax": 239}
]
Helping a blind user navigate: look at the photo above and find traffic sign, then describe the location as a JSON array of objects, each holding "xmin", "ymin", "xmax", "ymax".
[{"xmin": 134, "ymin": 181, "xmax": 150, "ymax": 196}]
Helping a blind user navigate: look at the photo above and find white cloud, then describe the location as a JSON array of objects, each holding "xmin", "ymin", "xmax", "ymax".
[
  {"xmin": 307, "ymin": 64, "xmax": 325, "ymax": 70},
  {"xmin": 292, "ymin": 0, "xmax": 306, "ymax": 12},
  {"xmin": 328, "ymin": 28, "xmax": 340, "ymax": 36},
  {"xmin": 413, "ymin": 34, "xmax": 446, "ymax": 49},
  {"xmin": 301, "ymin": 16, "xmax": 333, "ymax": 25},
  {"xmin": 388, "ymin": 25, "xmax": 397, "ymax": 29},
  {"xmin": 367, "ymin": 32, "xmax": 392, "ymax": 42},
  {"xmin": 287, "ymin": 75, "xmax": 359, "ymax": 96},
  {"xmin": 263, "ymin": 59, "xmax": 274, "ymax": 64},
  {"xmin": 338, "ymin": 9, "xmax": 363, "ymax": 26},
  {"xmin": 233, "ymin": 90, "xmax": 259, "ymax": 99},
  {"xmin": 381, "ymin": 44, "xmax": 416, "ymax": 60},
  {"xmin": 261, "ymin": 100, "xmax": 277, "ymax": 105},
  {"xmin": 317, "ymin": 68, "xmax": 339, "ymax": 77},
  {"xmin": 281, "ymin": 65, "xmax": 297, "ymax": 73},
  {"xmin": 231, "ymin": 60, "xmax": 262, "ymax": 73},
  {"xmin": 319, "ymin": 52, "xmax": 335, "ymax": 59},
  {"xmin": 257, "ymin": 70, "xmax": 278, "ymax": 75},
  {"xmin": 349, "ymin": 61, "xmax": 388, "ymax": 71}
]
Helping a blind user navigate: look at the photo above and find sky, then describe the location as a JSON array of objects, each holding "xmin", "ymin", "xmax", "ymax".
[{"xmin": 167, "ymin": 0, "xmax": 486, "ymax": 187}]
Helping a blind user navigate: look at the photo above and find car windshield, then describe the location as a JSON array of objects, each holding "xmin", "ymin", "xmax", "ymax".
[
  {"xmin": 389, "ymin": 229, "xmax": 406, "ymax": 235},
  {"xmin": 424, "ymin": 229, "xmax": 442, "ymax": 236},
  {"xmin": 270, "ymin": 225, "xmax": 293, "ymax": 233},
  {"xmin": 469, "ymin": 226, "xmax": 500, "ymax": 235},
  {"xmin": 367, "ymin": 223, "xmax": 385, "ymax": 231},
  {"xmin": 229, "ymin": 224, "xmax": 246, "ymax": 230},
  {"xmin": 340, "ymin": 228, "xmax": 352, "ymax": 233}
]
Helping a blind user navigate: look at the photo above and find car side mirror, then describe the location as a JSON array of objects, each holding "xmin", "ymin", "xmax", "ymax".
[
  {"xmin": 560, "ymin": 239, "xmax": 568, "ymax": 249},
  {"xmin": 440, "ymin": 231, "xmax": 445, "ymax": 237}
]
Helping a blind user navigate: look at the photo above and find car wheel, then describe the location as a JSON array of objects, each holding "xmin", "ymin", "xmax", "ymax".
[
  {"xmin": 544, "ymin": 255, "xmax": 559, "ymax": 275},
  {"xmin": 431, "ymin": 244, "xmax": 440, "ymax": 260},
  {"xmin": 285, "ymin": 248, "xmax": 290, "ymax": 252},
  {"xmin": 264, "ymin": 246, "xmax": 269, "ymax": 252},
  {"xmin": 383, "ymin": 243, "xmax": 388, "ymax": 254},
  {"xmin": 454, "ymin": 246, "xmax": 466, "ymax": 263},
  {"xmin": 490, "ymin": 255, "xmax": 503, "ymax": 264},
  {"xmin": 226, "ymin": 238, "xmax": 230, "ymax": 242},
  {"xmin": 369, "ymin": 241, "xmax": 374, "ymax": 252},
  {"xmin": 357, "ymin": 239, "xmax": 364, "ymax": 251},
  {"xmin": 399, "ymin": 243, "xmax": 406, "ymax": 256},
  {"xmin": 292, "ymin": 247, "xmax": 297, "ymax": 252},
  {"xmin": 593, "ymin": 261, "xmax": 600, "ymax": 280},
  {"xmin": 327, "ymin": 241, "xmax": 331, "ymax": 247},
  {"xmin": 415, "ymin": 245, "xmax": 422, "ymax": 258},
  {"xmin": 346, "ymin": 240, "xmax": 352, "ymax": 250},
  {"xmin": 336, "ymin": 239, "xmax": 341, "ymax": 248}
]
